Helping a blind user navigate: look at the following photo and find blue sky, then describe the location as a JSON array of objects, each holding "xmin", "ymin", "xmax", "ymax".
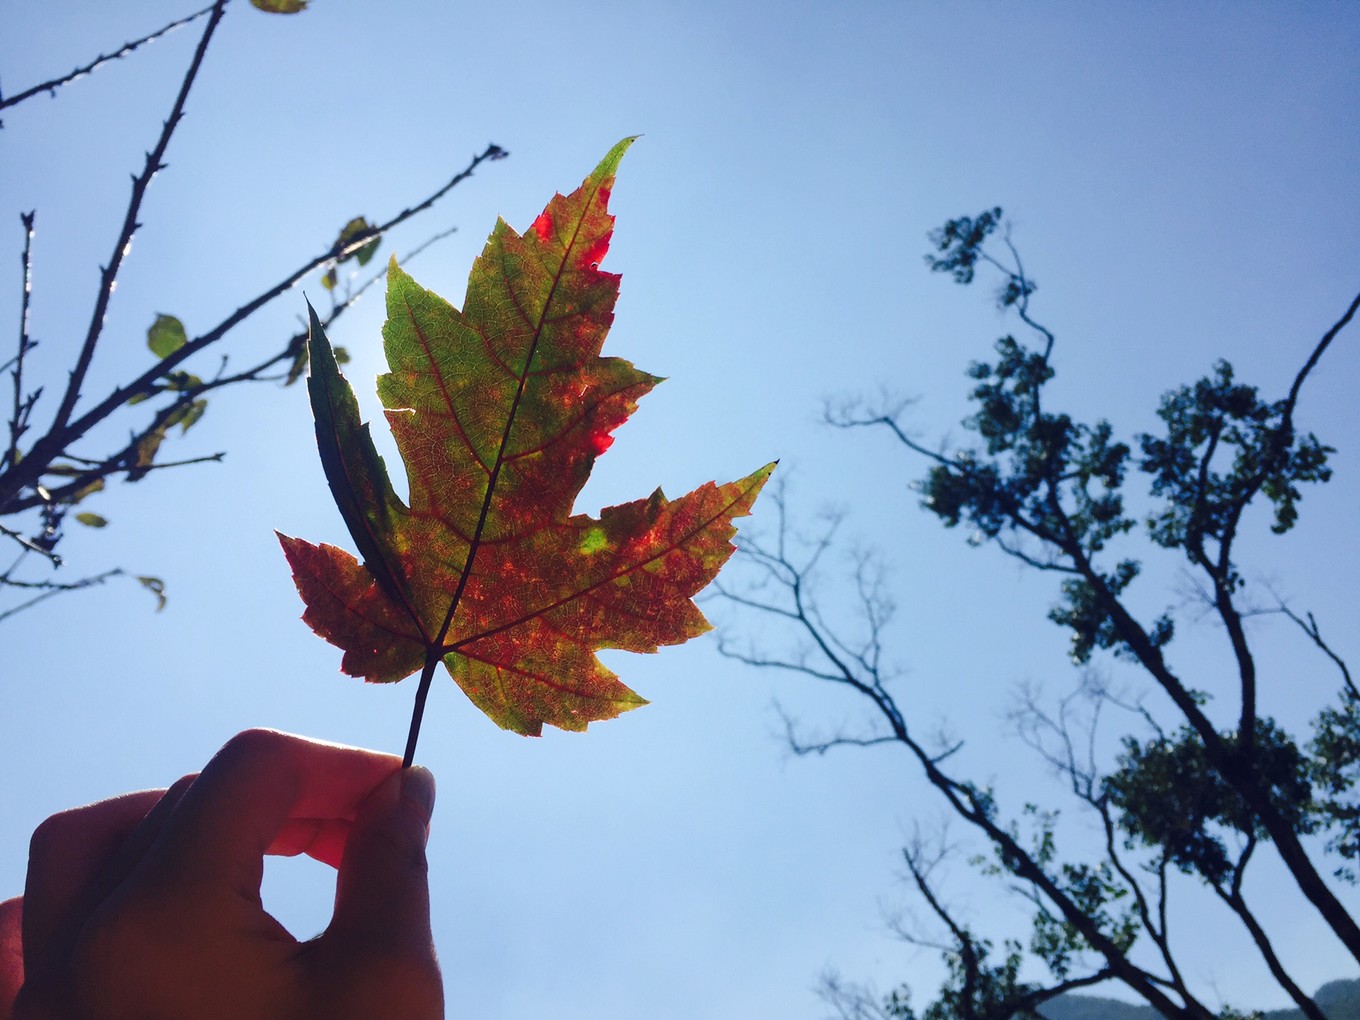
[{"xmin": 2, "ymin": 2, "xmax": 1359, "ymax": 1015}]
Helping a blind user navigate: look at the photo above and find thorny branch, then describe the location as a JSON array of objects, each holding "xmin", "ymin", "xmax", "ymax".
[
  {"xmin": 7, "ymin": 213, "xmax": 38, "ymax": 472},
  {"xmin": 0, "ymin": 5, "xmax": 213, "ymax": 119},
  {"xmin": 46, "ymin": 1, "xmax": 229, "ymax": 449}
]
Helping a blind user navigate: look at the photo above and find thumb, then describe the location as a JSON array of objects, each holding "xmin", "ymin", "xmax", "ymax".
[
  {"xmin": 326, "ymin": 765, "xmax": 436, "ymax": 954},
  {"xmin": 0, "ymin": 897, "xmax": 23, "ymax": 1013}
]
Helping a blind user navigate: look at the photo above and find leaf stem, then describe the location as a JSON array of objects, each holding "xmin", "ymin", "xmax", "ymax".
[{"xmin": 402, "ymin": 651, "xmax": 440, "ymax": 768}]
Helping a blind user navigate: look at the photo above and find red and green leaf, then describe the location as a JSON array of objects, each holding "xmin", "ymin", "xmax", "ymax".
[{"xmin": 279, "ymin": 139, "xmax": 772, "ymax": 750}]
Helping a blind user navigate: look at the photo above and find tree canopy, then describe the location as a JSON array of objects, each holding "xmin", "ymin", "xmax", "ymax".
[{"xmin": 720, "ymin": 209, "xmax": 1360, "ymax": 1020}]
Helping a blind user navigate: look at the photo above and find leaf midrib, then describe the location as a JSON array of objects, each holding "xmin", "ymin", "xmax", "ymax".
[{"xmin": 428, "ymin": 183, "xmax": 606, "ymax": 653}]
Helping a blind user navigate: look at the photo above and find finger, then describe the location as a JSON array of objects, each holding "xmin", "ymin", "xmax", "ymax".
[
  {"xmin": 139, "ymin": 729, "xmax": 400, "ymax": 901},
  {"xmin": 20, "ymin": 788, "xmax": 165, "ymax": 967},
  {"xmin": 0, "ymin": 897, "xmax": 22, "ymax": 1013},
  {"xmin": 324, "ymin": 765, "xmax": 435, "ymax": 954},
  {"xmin": 268, "ymin": 817, "xmax": 354, "ymax": 869},
  {"xmin": 91, "ymin": 775, "xmax": 197, "ymax": 894}
]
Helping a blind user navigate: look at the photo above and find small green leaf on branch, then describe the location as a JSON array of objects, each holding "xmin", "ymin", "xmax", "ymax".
[
  {"xmin": 147, "ymin": 314, "xmax": 187, "ymax": 359},
  {"xmin": 334, "ymin": 216, "xmax": 381, "ymax": 267},
  {"xmin": 250, "ymin": 0, "xmax": 308, "ymax": 12},
  {"xmin": 137, "ymin": 575, "xmax": 168, "ymax": 610}
]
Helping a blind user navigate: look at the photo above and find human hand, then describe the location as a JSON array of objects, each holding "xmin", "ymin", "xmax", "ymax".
[{"xmin": 0, "ymin": 729, "xmax": 441, "ymax": 1020}]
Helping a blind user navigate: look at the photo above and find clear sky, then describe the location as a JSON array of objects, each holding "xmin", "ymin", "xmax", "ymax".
[{"xmin": 2, "ymin": 2, "xmax": 1358, "ymax": 1015}]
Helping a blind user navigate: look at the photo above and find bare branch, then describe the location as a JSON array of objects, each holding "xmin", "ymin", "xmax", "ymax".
[
  {"xmin": 1272, "ymin": 600, "xmax": 1356, "ymax": 699},
  {"xmin": 825, "ymin": 404, "xmax": 960, "ymax": 469},
  {"xmin": 0, "ymin": 5, "xmax": 213, "ymax": 116},
  {"xmin": 714, "ymin": 641, "xmax": 848, "ymax": 686},
  {"xmin": 790, "ymin": 731, "xmax": 900, "ymax": 757}
]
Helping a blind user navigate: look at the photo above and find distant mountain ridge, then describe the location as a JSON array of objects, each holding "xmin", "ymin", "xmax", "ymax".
[{"xmin": 1037, "ymin": 979, "xmax": 1360, "ymax": 1020}]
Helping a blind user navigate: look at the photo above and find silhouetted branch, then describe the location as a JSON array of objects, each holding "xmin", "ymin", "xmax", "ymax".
[
  {"xmin": 1284, "ymin": 288, "xmax": 1360, "ymax": 429},
  {"xmin": 4, "ymin": 220, "xmax": 459, "ymax": 516},
  {"xmin": 1010, "ymin": 684, "xmax": 1241, "ymax": 1015},
  {"xmin": 0, "ymin": 10, "xmax": 508, "ymax": 625},
  {"xmin": 891, "ymin": 837, "xmax": 1119, "ymax": 1020},
  {"xmin": 0, "ymin": 5, "xmax": 213, "ymax": 117},
  {"xmin": 1209, "ymin": 837, "xmax": 1327, "ymax": 1020},
  {"xmin": 187, "ymin": 221, "xmax": 460, "ymax": 388}
]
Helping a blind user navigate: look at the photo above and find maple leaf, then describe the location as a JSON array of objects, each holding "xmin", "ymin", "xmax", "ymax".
[{"xmin": 278, "ymin": 138, "xmax": 772, "ymax": 759}]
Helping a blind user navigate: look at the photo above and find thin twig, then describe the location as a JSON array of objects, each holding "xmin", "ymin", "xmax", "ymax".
[
  {"xmin": 1273, "ymin": 602, "xmax": 1356, "ymax": 699},
  {"xmin": 0, "ymin": 568, "xmax": 124, "ymax": 624},
  {"xmin": 0, "ymin": 5, "xmax": 213, "ymax": 116}
]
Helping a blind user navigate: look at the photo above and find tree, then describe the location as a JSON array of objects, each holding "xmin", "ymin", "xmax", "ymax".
[
  {"xmin": 0, "ymin": 1, "xmax": 506, "ymax": 621},
  {"xmin": 716, "ymin": 207, "xmax": 1360, "ymax": 1019}
]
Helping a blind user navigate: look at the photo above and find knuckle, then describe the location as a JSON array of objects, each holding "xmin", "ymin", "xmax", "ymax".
[
  {"xmin": 220, "ymin": 726, "xmax": 288, "ymax": 758},
  {"xmin": 27, "ymin": 808, "xmax": 84, "ymax": 862},
  {"xmin": 214, "ymin": 728, "xmax": 298, "ymax": 778}
]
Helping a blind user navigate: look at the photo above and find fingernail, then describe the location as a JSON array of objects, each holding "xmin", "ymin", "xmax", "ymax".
[{"xmin": 400, "ymin": 765, "xmax": 436, "ymax": 825}]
